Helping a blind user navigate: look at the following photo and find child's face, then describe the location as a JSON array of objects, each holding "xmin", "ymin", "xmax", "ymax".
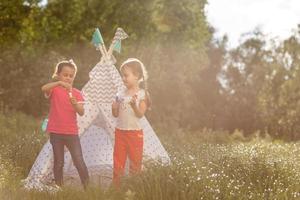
[
  {"xmin": 121, "ymin": 67, "xmax": 139, "ymax": 89},
  {"xmin": 57, "ymin": 65, "xmax": 76, "ymax": 84}
]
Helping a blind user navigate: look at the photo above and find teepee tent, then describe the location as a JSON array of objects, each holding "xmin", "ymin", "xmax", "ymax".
[{"xmin": 23, "ymin": 28, "xmax": 170, "ymax": 190}]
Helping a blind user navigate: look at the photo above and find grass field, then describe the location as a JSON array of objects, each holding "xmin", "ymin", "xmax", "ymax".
[{"xmin": 0, "ymin": 112, "xmax": 299, "ymax": 200}]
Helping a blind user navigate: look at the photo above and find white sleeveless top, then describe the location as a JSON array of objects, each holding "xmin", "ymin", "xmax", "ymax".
[{"xmin": 115, "ymin": 89, "xmax": 146, "ymax": 130}]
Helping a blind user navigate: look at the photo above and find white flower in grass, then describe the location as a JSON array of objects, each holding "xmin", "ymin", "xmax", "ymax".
[{"xmin": 188, "ymin": 155, "xmax": 195, "ymax": 160}]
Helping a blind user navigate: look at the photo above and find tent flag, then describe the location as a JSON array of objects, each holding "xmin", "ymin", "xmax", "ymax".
[
  {"xmin": 108, "ymin": 27, "xmax": 128, "ymax": 55},
  {"xmin": 113, "ymin": 40, "xmax": 121, "ymax": 53},
  {"xmin": 92, "ymin": 28, "xmax": 104, "ymax": 47}
]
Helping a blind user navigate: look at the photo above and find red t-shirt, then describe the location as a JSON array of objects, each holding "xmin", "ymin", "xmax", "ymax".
[{"xmin": 46, "ymin": 86, "xmax": 84, "ymax": 135}]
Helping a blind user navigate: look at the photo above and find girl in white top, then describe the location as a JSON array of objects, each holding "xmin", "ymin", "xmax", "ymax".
[{"xmin": 111, "ymin": 58, "xmax": 151, "ymax": 187}]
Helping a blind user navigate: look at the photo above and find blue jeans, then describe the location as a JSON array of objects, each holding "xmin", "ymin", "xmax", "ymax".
[{"xmin": 50, "ymin": 133, "xmax": 89, "ymax": 188}]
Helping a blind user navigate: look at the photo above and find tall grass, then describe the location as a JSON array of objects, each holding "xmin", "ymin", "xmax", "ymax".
[
  {"xmin": 0, "ymin": 112, "xmax": 299, "ymax": 199},
  {"xmin": 0, "ymin": 112, "xmax": 46, "ymax": 175}
]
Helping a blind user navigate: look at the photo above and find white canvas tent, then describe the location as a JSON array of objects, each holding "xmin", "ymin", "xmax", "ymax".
[{"xmin": 23, "ymin": 28, "xmax": 170, "ymax": 190}]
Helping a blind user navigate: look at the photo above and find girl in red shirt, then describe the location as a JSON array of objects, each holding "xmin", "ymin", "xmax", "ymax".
[{"xmin": 41, "ymin": 60, "xmax": 89, "ymax": 189}]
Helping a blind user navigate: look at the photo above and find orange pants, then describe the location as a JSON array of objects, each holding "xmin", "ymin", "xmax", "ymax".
[{"xmin": 113, "ymin": 128, "xmax": 144, "ymax": 187}]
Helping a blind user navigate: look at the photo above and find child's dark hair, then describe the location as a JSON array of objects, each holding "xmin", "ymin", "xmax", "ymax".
[
  {"xmin": 52, "ymin": 60, "xmax": 77, "ymax": 79},
  {"xmin": 120, "ymin": 59, "xmax": 152, "ymax": 109}
]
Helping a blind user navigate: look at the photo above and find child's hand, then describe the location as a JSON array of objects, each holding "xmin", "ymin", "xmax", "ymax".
[
  {"xmin": 59, "ymin": 81, "xmax": 72, "ymax": 91},
  {"xmin": 112, "ymin": 101, "xmax": 119, "ymax": 110},
  {"xmin": 70, "ymin": 96, "xmax": 84, "ymax": 116},
  {"xmin": 112, "ymin": 101, "xmax": 120, "ymax": 117},
  {"xmin": 129, "ymin": 95, "xmax": 138, "ymax": 108},
  {"xmin": 70, "ymin": 96, "xmax": 78, "ymax": 105}
]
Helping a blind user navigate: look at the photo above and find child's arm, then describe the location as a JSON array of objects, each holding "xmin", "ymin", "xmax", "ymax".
[
  {"xmin": 41, "ymin": 81, "xmax": 71, "ymax": 96},
  {"xmin": 70, "ymin": 97, "xmax": 84, "ymax": 116},
  {"xmin": 130, "ymin": 97, "xmax": 147, "ymax": 118},
  {"xmin": 112, "ymin": 101, "xmax": 120, "ymax": 117}
]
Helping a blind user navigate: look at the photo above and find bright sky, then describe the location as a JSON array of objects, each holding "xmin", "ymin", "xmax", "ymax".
[{"xmin": 205, "ymin": 0, "xmax": 300, "ymax": 47}]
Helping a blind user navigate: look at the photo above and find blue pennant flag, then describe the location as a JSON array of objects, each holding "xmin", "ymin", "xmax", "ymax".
[
  {"xmin": 92, "ymin": 28, "xmax": 104, "ymax": 47},
  {"xmin": 113, "ymin": 40, "xmax": 122, "ymax": 53}
]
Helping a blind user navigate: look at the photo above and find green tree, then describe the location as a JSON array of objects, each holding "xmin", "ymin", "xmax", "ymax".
[
  {"xmin": 222, "ymin": 30, "xmax": 272, "ymax": 133},
  {"xmin": 258, "ymin": 26, "xmax": 300, "ymax": 140}
]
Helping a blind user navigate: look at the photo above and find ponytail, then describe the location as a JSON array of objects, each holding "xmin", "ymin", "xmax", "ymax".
[{"xmin": 141, "ymin": 75, "xmax": 152, "ymax": 110}]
